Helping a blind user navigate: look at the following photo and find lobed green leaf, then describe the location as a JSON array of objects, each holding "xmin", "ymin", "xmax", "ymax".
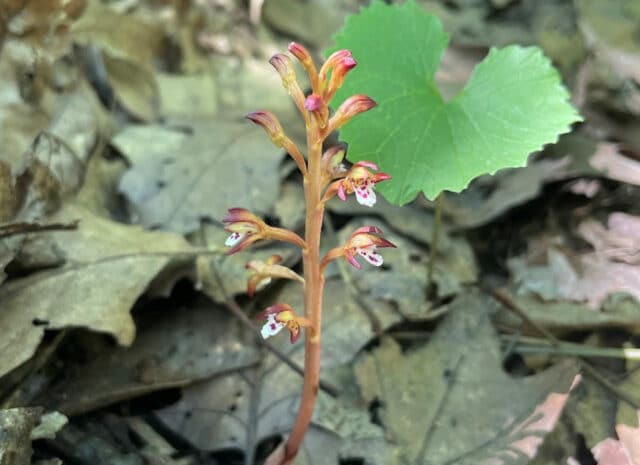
[{"xmin": 331, "ymin": 0, "xmax": 582, "ymax": 203}]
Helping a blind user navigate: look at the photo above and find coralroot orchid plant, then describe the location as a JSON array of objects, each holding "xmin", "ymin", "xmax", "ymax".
[{"xmin": 222, "ymin": 43, "xmax": 395, "ymax": 464}]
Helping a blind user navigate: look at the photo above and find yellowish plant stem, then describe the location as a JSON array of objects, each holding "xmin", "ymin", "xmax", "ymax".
[{"xmin": 280, "ymin": 125, "xmax": 326, "ymax": 465}]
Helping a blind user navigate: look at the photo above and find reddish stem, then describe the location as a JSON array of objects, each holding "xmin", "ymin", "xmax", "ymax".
[{"xmin": 265, "ymin": 113, "xmax": 326, "ymax": 465}]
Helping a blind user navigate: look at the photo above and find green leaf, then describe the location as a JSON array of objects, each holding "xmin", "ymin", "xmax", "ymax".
[{"xmin": 330, "ymin": 0, "xmax": 582, "ymax": 203}]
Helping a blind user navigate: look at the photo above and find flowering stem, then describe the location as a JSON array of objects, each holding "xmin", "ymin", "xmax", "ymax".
[
  {"xmin": 282, "ymin": 127, "xmax": 325, "ymax": 463},
  {"xmin": 246, "ymin": 43, "xmax": 391, "ymax": 465}
]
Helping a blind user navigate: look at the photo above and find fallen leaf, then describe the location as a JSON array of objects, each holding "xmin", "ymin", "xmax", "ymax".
[
  {"xmin": 39, "ymin": 299, "xmax": 259, "ymax": 416},
  {"xmin": 508, "ymin": 212, "xmax": 640, "ymax": 310},
  {"xmin": 578, "ymin": 213, "xmax": 640, "ymax": 265},
  {"xmin": 30, "ymin": 411, "xmax": 68, "ymax": 440},
  {"xmin": 0, "ymin": 40, "xmax": 57, "ymax": 168},
  {"xmin": 116, "ymin": 119, "xmax": 283, "ymax": 233},
  {"xmin": 354, "ymin": 292, "xmax": 578, "ymax": 465},
  {"xmin": 0, "ymin": 203, "xmax": 191, "ymax": 378},
  {"xmin": 262, "ymin": 0, "xmax": 358, "ymax": 48},
  {"xmin": 156, "ymin": 263, "xmax": 405, "ymax": 464},
  {"xmin": 579, "ymin": 412, "xmax": 640, "ymax": 465},
  {"xmin": 7, "ymin": 0, "xmax": 85, "ymax": 39},
  {"xmin": 444, "ymin": 157, "xmax": 572, "ymax": 229},
  {"xmin": 156, "ymin": 72, "xmax": 218, "ymax": 118},
  {"xmin": 71, "ymin": 1, "xmax": 165, "ymax": 65},
  {"xmin": 495, "ymin": 293, "xmax": 640, "ymax": 335},
  {"xmin": 102, "ymin": 52, "xmax": 160, "ymax": 122}
]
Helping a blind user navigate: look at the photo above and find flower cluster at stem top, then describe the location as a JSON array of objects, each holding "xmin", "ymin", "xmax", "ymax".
[{"xmin": 222, "ymin": 42, "xmax": 396, "ymax": 343}]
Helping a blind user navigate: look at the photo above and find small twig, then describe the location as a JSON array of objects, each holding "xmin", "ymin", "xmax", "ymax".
[
  {"xmin": 491, "ymin": 288, "xmax": 561, "ymax": 345},
  {"xmin": 206, "ymin": 260, "xmax": 340, "ymax": 398},
  {"xmin": 580, "ymin": 361, "xmax": 640, "ymax": 410},
  {"xmin": 503, "ymin": 336, "xmax": 640, "ymax": 360},
  {"xmin": 0, "ymin": 221, "xmax": 79, "ymax": 238}
]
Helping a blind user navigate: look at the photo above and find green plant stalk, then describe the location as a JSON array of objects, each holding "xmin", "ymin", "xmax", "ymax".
[{"xmin": 427, "ymin": 193, "xmax": 443, "ymax": 292}]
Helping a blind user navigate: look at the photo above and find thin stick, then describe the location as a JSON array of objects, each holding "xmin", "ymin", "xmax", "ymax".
[
  {"xmin": 0, "ymin": 221, "xmax": 79, "ymax": 238},
  {"xmin": 491, "ymin": 288, "xmax": 561, "ymax": 345},
  {"xmin": 580, "ymin": 361, "xmax": 640, "ymax": 410},
  {"xmin": 507, "ymin": 340, "xmax": 640, "ymax": 360}
]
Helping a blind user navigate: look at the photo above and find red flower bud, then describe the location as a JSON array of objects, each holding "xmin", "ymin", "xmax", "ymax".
[
  {"xmin": 246, "ymin": 110, "xmax": 286, "ymax": 146},
  {"xmin": 323, "ymin": 56, "xmax": 357, "ymax": 102},
  {"xmin": 328, "ymin": 94, "xmax": 377, "ymax": 132},
  {"xmin": 269, "ymin": 53, "xmax": 306, "ymax": 115}
]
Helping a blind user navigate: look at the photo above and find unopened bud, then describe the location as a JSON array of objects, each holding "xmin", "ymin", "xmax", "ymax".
[
  {"xmin": 269, "ymin": 53, "xmax": 307, "ymax": 118},
  {"xmin": 328, "ymin": 94, "xmax": 377, "ymax": 131},
  {"xmin": 288, "ymin": 42, "xmax": 313, "ymax": 68},
  {"xmin": 246, "ymin": 110, "xmax": 286, "ymax": 146},
  {"xmin": 319, "ymin": 49, "xmax": 352, "ymax": 83},
  {"xmin": 288, "ymin": 42, "xmax": 319, "ymax": 93},
  {"xmin": 324, "ymin": 56, "xmax": 357, "ymax": 102},
  {"xmin": 269, "ymin": 53, "xmax": 296, "ymax": 85},
  {"xmin": 305, "ymin": 94, "xmax": 329, "ymax": 128}
]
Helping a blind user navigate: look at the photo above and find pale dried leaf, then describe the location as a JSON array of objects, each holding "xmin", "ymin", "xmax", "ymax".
[
  {"xmin": 0, "ymin": 204, "xmax": 191, "ymax": 378},
  {"xmin": 354, "ymin": 292, "xmax": 578, "ymax": 465},
  {"xmin": 39, "ymin": 301, "xmax": 259, "ymax": 416},
  {"xmin": 116, "ymin": 120, "xmax": 282, "ymax": 233},
  {"xmin": 582, "ymin": 412, "xmax": 640, "ymax": 465},
  {"xmin": 444, "ymin": 157, "xmax": 572, "ymax": 229},
  {"xmin": 156, "ymin": 268, "xmax": 405, "ymax": 464},
  {"xmin": 71, "ymin": 1, "xmax": 165, "ymax": 65},
  {"xmin": 509, "ymin": 212, "xmax": 640, "ymax": 309},
  {"xmin": 157, "ymin": 72, "xmax": 218, "ymax": 117},
  {"xmin": 103, "ymin": 52, "xmax": 160, "ymax": 122}
]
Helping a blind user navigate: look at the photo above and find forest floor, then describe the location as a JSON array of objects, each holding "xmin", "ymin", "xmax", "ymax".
[{"xmin": 1, "ymin": 1, "xmax": 640, "ymax": 464}]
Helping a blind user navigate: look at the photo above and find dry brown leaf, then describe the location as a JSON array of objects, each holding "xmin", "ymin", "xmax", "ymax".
[
  {"xmin": 354, "ymin": 292, "xmax": 578, "ymax": 465},
  {"xmin": 39, "ymin": 300, "xmax": 259, "ymax": 416},
  {"xmin": 156, "ymin": 72, "xmax": 218, "ymax": 118},
  {"xmin": 508, "ymin": 212, "xmax": 640, "ymax": 311},
  {"xmin": 71, "ymin": 1, "xmax": 165, "ymax": 66},
  {"xmin": 7, "ymin": 0, "xmax": 85, "ymax": 39},
  {"xmin": 495, "ymin": 293, "xmax": 640, "ymax": 335},
  {"xmin": 444, "ymin": 157, "xmax": 572, "ymax": 229},
  {"xmin": 116, "ymin": 120, "xmax": 283, "ymax": 233},
  {"xmin": 0, "ymin": 203, "xmax": 191, "ymax": 378},
  {"xmin": 102, "ymin": 52, "xmax": 160, "ymax": 122},
  {"xmin": 571, "ymin": 412, "xmax": 640, "ymax": 465},
  {"xmin": 157, "ymin": 271, "xmax": 402, "ymax": 464},
  {"xmin": 0, "ymin": 40, "xmax": 53, "ymax": 168}
]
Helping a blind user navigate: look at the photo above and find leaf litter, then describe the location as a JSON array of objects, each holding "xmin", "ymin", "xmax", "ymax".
[{"xmin": 1, "ymin": 1, "xmax": 640, "ymax": 465}]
